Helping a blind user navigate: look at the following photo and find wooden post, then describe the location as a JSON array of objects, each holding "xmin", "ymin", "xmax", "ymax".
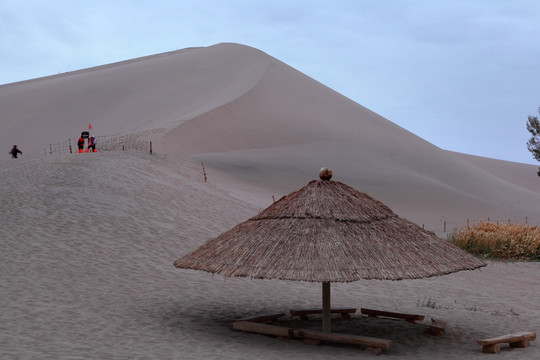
[
  {"xmin": 49, "ymin": 144, "xmax": 52, "ymax": 155},
  {"xmin": 272, "ymin": 195, "xmax": 276, "ymax": 203},
  {"xmin": 443, "ymin": 221, "xmax": 446, "ymax": 233},
  {"xmin": 69, "ymin": 139, "xmax": 72, "ymax": 154},
  {"xmin": 201, "ymin": 162, "xmax": 207, "ymax": 183},
  {"xmin": 149, "ymin": 141, "xmax": 152, "ymax": 155},
  {"xmin": 121, "ymin": 135, "xmax": 125, "ymax": 151},
  {"xmin": 322, "ymin": 282, "xmax": 331, "ymax": 333}
]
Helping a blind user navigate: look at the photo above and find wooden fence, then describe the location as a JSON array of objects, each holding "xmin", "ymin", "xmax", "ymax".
[
  {"xmin": 29, "ymin": 134, "xmax": 153, "ymax": 158},
  {"xmin": 427, "ymin": 216, "xmax": 540, "ymax": 237}
]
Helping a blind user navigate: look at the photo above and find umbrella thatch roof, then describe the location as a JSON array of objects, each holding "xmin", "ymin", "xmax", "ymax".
[{"xmin": 174, "ymin": 177, "xmax": 486, "ymax": 282}]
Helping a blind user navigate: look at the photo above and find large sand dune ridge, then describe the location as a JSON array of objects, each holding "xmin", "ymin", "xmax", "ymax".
[{"xmin": 1, "ymin": 43, "xmax": 539, "ymax": 359}]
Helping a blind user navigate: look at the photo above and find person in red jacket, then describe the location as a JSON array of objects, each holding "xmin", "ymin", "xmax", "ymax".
[{"xmin": 77, "ymin": 137, "xmax": 85, "ymax": 153}]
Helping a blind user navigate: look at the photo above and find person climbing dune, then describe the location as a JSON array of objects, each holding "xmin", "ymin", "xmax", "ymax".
[{"xmin": 9, "ymin": 145, "xmax": 22, "ymax": 158}]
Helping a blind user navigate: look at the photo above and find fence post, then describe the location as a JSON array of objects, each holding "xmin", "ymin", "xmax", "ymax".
[
  {"xmin": 201, "ymin": 162, "xmax": 207, "ymax": 182},
  {"xmin": 444, "ymin": 221, "xmax": 446, "ymax": 233},
  {"xmin": 121, "ymin": 135, "xmax": 125, "ymax": 151},
  {"xmin": 149, "ymin": 141, "xmax": 152, "ymax": 155},
  {"xmin": 50, "ymin": 144, "xmax": 52, "ymax": 155},
  {"xmin": 69, "ymin": 139, "xmax": 72, "ymax": 154}
]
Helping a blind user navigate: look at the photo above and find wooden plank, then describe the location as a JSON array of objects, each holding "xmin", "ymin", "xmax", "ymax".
[
  {"xmin": 477, "ymin": 331, "xmax": 536, "ymax": 346},
  {"xmin": 292, "ymin": 328, "xmax": 392, "ymax": 350},
  {"xmin": 233, "ymin": 320, "xmax": 391, "ymax": 354},
  {"xmin": 232, "ymin": 321, "xmax": 293, "ymax": 338},
  {"xmin": 429, "ymin": 318, "xmax": 447, "ymax": 336},
  {"xmin": 482, "ymin": 344, "xmax": 501, "ymax": 354},
  {"xmin": 361, "ymin": 308, "xmax": 425, "ymax": 322},
  {"xmin": 365, "ymin": 347, "xmax": 383, "ymax": 355},
  {"xmin": 510, "ymin": 339, "xmax": 531, "ymax": 348},
  {"xmin": 290, "ymin": 308, "xmax": 357, "ymax": 316},
  {"xmin": 477, "ymin": 332, "xmax": 536, "ymax": 353},
  {"xmin": 237, "ymin": 313, "xmax": 285, "ymax": 323}
]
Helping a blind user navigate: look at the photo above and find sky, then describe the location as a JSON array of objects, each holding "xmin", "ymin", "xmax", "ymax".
[{"xmin": 1, "ymin": 0, "xmax": 540, "ymax": 164}]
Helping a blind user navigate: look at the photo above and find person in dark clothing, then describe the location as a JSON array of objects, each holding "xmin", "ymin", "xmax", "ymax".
[
  {"xmin": 87, "ymin": 135, "xmax": 96, "ymax": 152},
  {"xmin": 9, "ymin": 145, "xmax": 22, "ymax": 158},
  {"xmin": 77, "ymin": 137, "xmax": 85, "ymax": 153}
]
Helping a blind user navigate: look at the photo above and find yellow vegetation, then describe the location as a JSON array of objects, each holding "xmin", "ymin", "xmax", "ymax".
[{"xmin": 450, "ymin": 222, "xmax": 540, "ymax": 260}]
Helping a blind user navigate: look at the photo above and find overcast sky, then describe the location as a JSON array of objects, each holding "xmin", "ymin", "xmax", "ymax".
[{"xmin": 2, "ymin": 0, "xmax": 540, "ymax": 164}]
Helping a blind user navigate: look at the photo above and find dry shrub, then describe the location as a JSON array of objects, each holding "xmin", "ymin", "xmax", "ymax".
[{"xmin": 450, "ymin": 221, "xmax": 540, "ymax": 260}]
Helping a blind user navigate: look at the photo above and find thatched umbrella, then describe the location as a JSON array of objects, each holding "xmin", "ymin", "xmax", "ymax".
[{"xmin": 174, "ymin": 168, "xmax": 486, "ymax": 332}]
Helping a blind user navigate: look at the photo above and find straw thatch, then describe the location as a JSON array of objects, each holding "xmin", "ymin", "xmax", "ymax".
[{"xmin": 174, "ymin": 178, "xmax": 486, "ymax": 282}]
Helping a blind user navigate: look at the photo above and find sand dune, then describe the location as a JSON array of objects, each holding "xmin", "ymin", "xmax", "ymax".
[
  {"xmin": 2, "ymin": 43, "xmax": 538, "ymax": 231},
  {"xmin": 0, "ymin": 44, "xmax": 269, "ymax": 154},
  {"xmin": 1, "ymin": 43, "xmax": 539, "ymax": 358},
  {"xmin": 159, "ymin": 44, "xmax": 540, "ymax": 232},
  {"xmin": 1, "ymin": 153, "xmax": 538, "ymax": 359}
]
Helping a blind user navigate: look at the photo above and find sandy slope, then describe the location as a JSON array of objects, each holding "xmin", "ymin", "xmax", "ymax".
[
  {"xmin": 1, "ymin": 43, "xmax": 539, "ymax": 359},
  {"xmin": 160, "ymin": 44, "xmax": 540, "ymax": 232},
  {"xmin": 0, "ymin": 44, "xmax": 270, "ymax": 155},
  {"xmin": 449, "ymin": 150, "xmax": 540, "ymax": 194},
  {"xmin": 1, "ymin": 153, "xmax": 538, "ymax": 359},
  {"xmin": 1, "ymin": 42, "xmax": 539, "ymax": 231},
  {"xmin": 0, "ymin": 153, "xmax": 257, "ymax": 359}
]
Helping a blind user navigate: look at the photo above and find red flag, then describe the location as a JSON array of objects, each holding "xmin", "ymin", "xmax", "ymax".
[{"xmin": 89, "ymin": 123, "xmax": 92, "ymax": 130}]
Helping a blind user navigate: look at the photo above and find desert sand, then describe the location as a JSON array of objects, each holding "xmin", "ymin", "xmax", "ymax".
[{"xmin": 1, "ymin": 43, "xmax": 538, "ymax": 359}]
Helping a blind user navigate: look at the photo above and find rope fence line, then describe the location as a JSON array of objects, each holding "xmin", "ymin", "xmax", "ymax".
[{"xmin": 29, "ymin": 133, "xmax": 153, "ymax": 158}]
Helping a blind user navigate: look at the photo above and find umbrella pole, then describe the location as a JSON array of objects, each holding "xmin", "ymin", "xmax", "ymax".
[{"xmin": 322, "ymin": 281, "xmax": 331, "ymax": 333}]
